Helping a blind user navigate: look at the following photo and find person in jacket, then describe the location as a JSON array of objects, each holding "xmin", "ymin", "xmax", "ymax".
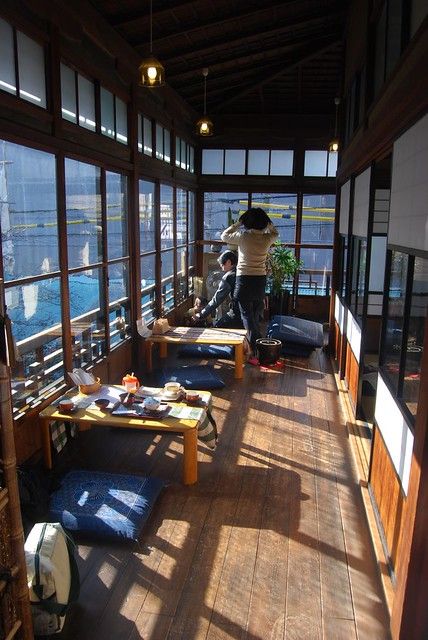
[
  {"xmin": 193, "ymin": 250, "xmax": 242, "ymax": 328},
  {"xmin": 221, "ymin": 208, "xmax": 278, "ymax": 362}
]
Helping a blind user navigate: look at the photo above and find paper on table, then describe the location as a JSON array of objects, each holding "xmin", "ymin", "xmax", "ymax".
[
  {"xmin": 167, "ymin": 405, "xmax": 205, "ymax": 421},
  {"xmin": 74, "ymin": 385, "xmax": 124, "ymax": 409}
]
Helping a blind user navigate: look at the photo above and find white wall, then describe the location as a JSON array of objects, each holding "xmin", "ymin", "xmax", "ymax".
[
  {"xmin": 353, "ymin": 167, "xmax": 371, "ymax": 237},
  {"xmin": 389, "ymin": 114, "xmax": 428, "ymax": 252},
  {"xmin": 334, "ymin": 294, "xmax": 345, "ymax": 333},
  {"xmin": 346, "ymin": 311, "xmax": 361, "ymax": 361},
  {"xmin": 375, "ymin": 374, "xmax": 414, "ymax": 495}
]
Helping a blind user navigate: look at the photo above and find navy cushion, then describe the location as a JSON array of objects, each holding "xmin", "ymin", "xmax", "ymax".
[
  {"xmin": 49, "ymin": 470, "xmax": 164, "ymax": 541},
  {"xmin": 157, "ymin": 365, "xmax": 225, "ymax": 389},
  {"xmin": 267, "ymin": 315, "xmax": 324, "ymax": 350},
  {"xmin": 178, "ymin": 344, "xmax": 233, "ymax": 359}
]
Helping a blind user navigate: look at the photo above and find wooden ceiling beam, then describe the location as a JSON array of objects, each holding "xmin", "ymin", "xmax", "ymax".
[{"xmin": 215, "ymin": 39, "xmax": 342, "ymax": 111}]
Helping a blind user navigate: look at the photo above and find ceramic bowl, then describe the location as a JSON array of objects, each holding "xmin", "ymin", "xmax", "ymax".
[
  {"xmin": 59, "ymin": 399, "xmax": 74, "ymax": 412},
  {"xmin": 95, "ymin": 398, "xmax": 109, "ymax": 409},
  {"xmin": 164, "ymin": 382, "xmax": 181, "ymax": 395},
  {"xmin": 186, "ymin": 392, "xmax": 200, "ymax": 404}
]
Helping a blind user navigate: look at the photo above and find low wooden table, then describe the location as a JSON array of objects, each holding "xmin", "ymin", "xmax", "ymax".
[
  {"xmin": 39, "ymin": 386, "xmax": 212, "ymax": 485},
  {"xmin": 144, "ymin": 326, "xmax": 248, "ymax": 379}
]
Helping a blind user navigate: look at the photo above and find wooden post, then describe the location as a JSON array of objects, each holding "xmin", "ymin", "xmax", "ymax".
[{"xmin": 183, "ymin": 428, "xmax": 198, "ymax": 485}]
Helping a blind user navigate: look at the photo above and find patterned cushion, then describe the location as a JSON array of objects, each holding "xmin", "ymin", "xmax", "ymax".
[
  {"xmin": 157, "ymin": 365, "xmax": 225, "ymax": 389},
  {"xmin": 177, "ymin": 344, "xmax": 233, "ymax": 358},
  {"xmin": 49, "ymin": 470, "xmax": 164, "ymax": 541}
]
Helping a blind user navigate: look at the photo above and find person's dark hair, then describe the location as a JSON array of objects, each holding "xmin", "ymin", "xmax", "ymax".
[
  {"xmin": 218, "ymin": 250, "xmax": 238, "ymax": 266},
  {"xmin": 240, "ymin": 207, "xmax": 271, "ymax": 230}
]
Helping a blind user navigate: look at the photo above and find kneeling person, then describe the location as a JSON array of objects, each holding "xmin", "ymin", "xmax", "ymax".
[{"xmin": 194, "ymin": 251, "xmax": 243, "ymax": 328}]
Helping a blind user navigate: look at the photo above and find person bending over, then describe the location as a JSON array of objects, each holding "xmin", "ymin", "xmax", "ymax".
[
  {"xmin": 221, "ymin": 208, "xmax": 278, "ymax": 362},
  {"xmin": 193, "ymin": 250, "xmax": 243, "ymax": 328}
]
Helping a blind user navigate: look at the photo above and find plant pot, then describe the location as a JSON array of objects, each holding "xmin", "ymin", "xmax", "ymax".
[
  {"xmin": 256, "ymin": 338, "xmax": 282, "ymax": 365},
  {"xmin": 268, "ymin": 290, "xmax": 290, "ymax": 318}
]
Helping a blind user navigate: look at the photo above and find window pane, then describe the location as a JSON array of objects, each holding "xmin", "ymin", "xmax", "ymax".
[
  {"xmin": 299, "ymin": 248, "xmax": 332, "ymax": 296},
  {"xmin": 65, "ymin": 159, "xmax": 101, "ymax": 268},
  {"xmin": 78, "ymin": 74, "xmax": 96, "ymax": 131},
  {"xmin": 176, "ymin": 247, "xmax": 187, "ymax": 303},
  {"xmin": 0, "ymin": 18, "xmax": 16, "ymax": 95},
  {"xmin": 161, "ymin": 249, "xmax": 174, "ymax": 312},
  {"xmin": 69, "ymin": 268, "xmax": 106, "ymax": 367},
  {"xmin": 189, "ymin": 146, "xmax": 194, "ymax": 173},
  {"xmin": 156, "ymin": 124, "xmax": 163, "ymax": 159},
  {"xmin": 139, "ymin": 180, "xmax": 155, "ymax": 253},
  {"xmin": 304, "ymin": 150, "xmax": 328, "ymax": 177},
  {"xmin": 224, "ymin": 149, "xmax": 246, "ymax": 175},
  {"xmin": 203, "ymin": 192, "xmax": 248, "ymax": 242},
  {"xmin": 106, "ymin": 171, "xmax": 128, "ymax": 260},
  {"xmin": 1, "ymin": 140, "xmax": 58, "ymax": 280},
  {"xmin": 160, "ymin": 184, "xmax": 173, "ymax": 250},
  {"xmin": 141, "ymin": 254, "xmax": 156, "ymax": 323},
  {"xmin": 100, "ymin": 87, "xmax": 115, "ymax": 138},
  {"xmin": 202, "ymin": 149, "xmax": 223, "ymax": 174},
  {"xmin": 327, "ymin": 152, "xmax": 338, "ymax": 177},
  {"xmin": 248, "ymin": 149, "xmax": 269, "ymax": 175},
  {"xmin": 301, "ymin": 194, "xmax": 335, "ymax": 244},
  {"xmin": 115, "ymin": 97, "xmax": 128, "ymax": 144},
  {"xmin": 382, "ymin": 251, "xmax": 408, "ymax": 393},
  {"xmin": 188, "ymin": 191, "xmax": 196, "ymax": 242},
  {"xmin": 61, "ymin": 63, "xmax": 76, "ymax": 123},
  {"xmin": 188, "ymin": 244, "xmax": 195, "ymax": 293},
  {"xmin": 143, "ymin": 117, "xmax": 152, "ymax": 155},
  {"xmin": 7, "ymin": 278, "xmax": 64, "ymax": 412},
  {"xmin": 180, "ymin": 139, "xmax": 186, "ymax": 169},
  {"xmin": 356, "ymin": 239, "xmax": 367, "ymax": 318},
  {"xmin": 252, "ymin": 193, "xmax": 297, "ymax": 243},
  {"xmin": 17, "ymin": 31, "xmax": 46, "ymax": 108},
  {"xmin": 270, "ymin": 150, "xmax": 293, "ymax": 176},
  {"xmin": 402, "ymin": 256, "xmax": 428, "ymax": 419},
  {"xmin": 137, "ymin": 113, "xmax": 143, "ymax": 152},
  {"xmin": 176, "ymin": 188, "xmax": 187, "ymax": 245},
  {"xmin": 108, "ymin": 261, "xmax": 130, "ymax": 347},
  {"xmin": 175, "ymin": 136, "xmax": 181, "ymax": 167},
  {"xmin": 164, "ymin": 129, "xmax": 171, "ymax": 162}
]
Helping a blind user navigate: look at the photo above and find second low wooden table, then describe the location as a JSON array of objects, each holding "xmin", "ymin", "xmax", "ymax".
[{"xmin": 144, "ymin": 326, "xmax": 248, "ymax": 379}]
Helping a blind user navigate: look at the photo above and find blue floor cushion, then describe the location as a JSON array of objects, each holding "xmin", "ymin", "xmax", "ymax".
[
  {"xmin": 157, "ymin": 365, "xmax": 225, "ymax": 389},
  {"xmin": 267, "ymin": 315, "xmax": 324, "ymax": 354},
  {"xmin": 177, "ymin": 344, "xmax": 233, "ymax": 359},
  {"xmin": 49, "ymin": 470, "xmax": 165, "ymax": 541}
]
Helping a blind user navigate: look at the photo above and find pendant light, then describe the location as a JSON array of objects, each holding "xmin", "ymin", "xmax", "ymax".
[
  {"xmin": 196, "ymin": 68, "xmax": 214, "ymax": 136},
  {"xmin": 328, "ymin": 97, "xmax": 340, "ymax": 153},
  {"xmin": 139, "ymin": 0, "xmax": 165, "ymax": 87}
]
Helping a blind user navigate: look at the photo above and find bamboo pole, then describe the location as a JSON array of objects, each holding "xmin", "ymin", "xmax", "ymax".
[{"xmin": 0, "ymin": 278, "xmax": 33, "ymax": 639}]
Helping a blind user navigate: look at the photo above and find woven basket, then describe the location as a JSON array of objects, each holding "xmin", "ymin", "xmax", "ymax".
[{"xmin": 79, "ymin": 377, "xmax": 101, "ymax": 394}]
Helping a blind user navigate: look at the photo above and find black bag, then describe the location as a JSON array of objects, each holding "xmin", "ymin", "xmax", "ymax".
[{"xmin": 16, "ymin": 465, "xmax": 51, "ymax": 536}]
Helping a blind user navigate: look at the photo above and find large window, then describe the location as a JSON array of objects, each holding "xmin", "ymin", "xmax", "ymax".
[
  {"xmin": 380, "ymin": 250, "xmax": 428, "ymax": 424},
  {"xmin": 1, "ymin": 140, "xmax": 131, "ymax": 416},
  {"xmin": 203, "ymin": 191, "xmax": 335, "ymax": 297},
  {"xmin": 202, "ymin": 149, "xmax": 294, "ymax": 176},
  {"xmin": 160, "ymin": 184, "xmax": 174, "ymax": 311}
]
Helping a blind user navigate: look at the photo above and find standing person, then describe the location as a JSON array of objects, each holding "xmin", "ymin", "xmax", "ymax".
[
  {"xmin": 193, "ymin": 250, "xmax": 242, "ymax": 328},
  {"xmin": 221, "ymin": 208, "xmax": 278, "ymax": 363}
]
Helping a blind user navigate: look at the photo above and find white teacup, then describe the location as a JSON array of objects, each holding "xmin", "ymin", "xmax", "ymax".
[{"xmin": 164, "ymin": 381, "xmax": 181, "ymax": 396}]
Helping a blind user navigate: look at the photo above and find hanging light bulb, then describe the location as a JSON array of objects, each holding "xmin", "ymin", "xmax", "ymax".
[
  {"xmin": 196, "ymin": 68, "xmax": 214, "ymax": 136},
  {"xmin": 328, "ymin": 97, "xmax": 340, "ymax": 153},
  {"xmin": 139, "ymin": 0, "xmax": 165, "ymax": 87}
]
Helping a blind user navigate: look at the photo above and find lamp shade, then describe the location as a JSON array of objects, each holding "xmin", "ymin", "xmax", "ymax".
[
  {"xmin": 139, "ymin": 56, "xmax": 165, "ymax": 87},
  {"xmin": 328, "ymin": 137, "xmax": 339, "ymax": 153},
  {"xmin": 196, "ymin": 116, "xmax": 214, "ymax": 136}
]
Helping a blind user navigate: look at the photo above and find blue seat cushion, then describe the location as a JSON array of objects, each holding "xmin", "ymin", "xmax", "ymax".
[
  {"xmin": 49, "ymin": 470, "xmax": 164, "ymax": 541},
  {"xmin": 157, "ymin": 365, "xmax": 225, "ymax": 389},
  {"xmin": 177, "ymin": 344, "xmax": 233, "ymax": 359},
  {"xmin": 267, "ymin": 315, "xmax": 324, "ymax": 350}
]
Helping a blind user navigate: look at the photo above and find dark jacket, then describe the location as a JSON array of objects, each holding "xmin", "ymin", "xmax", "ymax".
[{"xmin": 199, "ymin": 269, "xmax": 241, "ymax": 321}]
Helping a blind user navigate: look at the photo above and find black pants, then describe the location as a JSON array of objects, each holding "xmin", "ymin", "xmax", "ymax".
[{"xmin": 234, "ymin": 275, "xmax": 266, "ymax": 352}]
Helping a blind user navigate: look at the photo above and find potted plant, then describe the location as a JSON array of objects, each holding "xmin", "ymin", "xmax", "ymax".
[{"xmin": 267, "ymin": 243, "xmax": 302, "ymax": 317}]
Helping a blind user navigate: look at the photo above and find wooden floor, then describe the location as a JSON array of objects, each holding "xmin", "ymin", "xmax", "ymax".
[{"xmin": 58, "ymin": 348, "xmax": 390, "ymax": 640}]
